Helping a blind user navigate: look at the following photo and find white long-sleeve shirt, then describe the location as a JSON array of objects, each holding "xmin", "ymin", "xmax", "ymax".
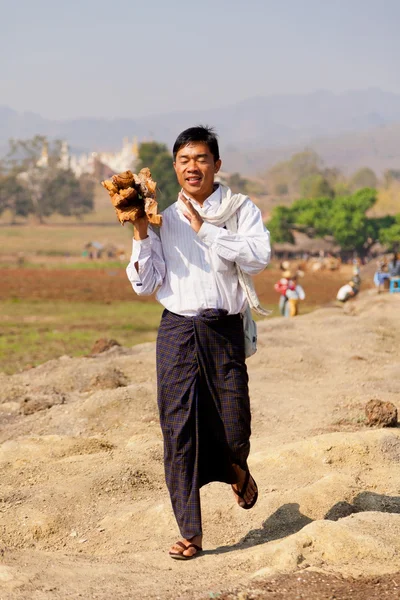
[{"xmin": 126, "ymin": 186, "xmax": 271, "ymax": 316}]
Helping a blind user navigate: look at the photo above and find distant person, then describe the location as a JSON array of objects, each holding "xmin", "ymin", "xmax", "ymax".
[
  {"xmin": 352, "ymin": 271, "xmax": 361, "ymax": 287},
  {"xmin": 336, "ymin": 280, "xmax": 358, "ymax": 303},
  {"xmin": 285, "ymin": 273, "xmax": 306, "ymax": 316},
  {"xmin": 274, "ymin": 270, "xmax": 295, "ymax": 315},
  {"xmin": 126, "ymin": 126, "xmax": 271, "ymax": 560},
  {"xmin": 279, "ymin": 260, "xmax": 291, "ymax": 272},
  {"xmin": 274, "ymin": 270, "xmax": 305, "ymax": 317},
  {"xmin": 373, "ymin": 257, "xmax": 389, "ymax": 293},
  {"xmin": 388, "ymin": 252, "xmax": 400, "ymax": 278}
]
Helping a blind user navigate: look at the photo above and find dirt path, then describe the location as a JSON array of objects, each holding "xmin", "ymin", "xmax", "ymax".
[{"xmin": 0, "ymin": 290, "xmax": 399, "ymax": 599}]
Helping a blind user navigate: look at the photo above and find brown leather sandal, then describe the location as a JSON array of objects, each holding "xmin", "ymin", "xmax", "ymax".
[{"xmin": 169, "ymin": 541, "xmax": 203, "ymax": 560}]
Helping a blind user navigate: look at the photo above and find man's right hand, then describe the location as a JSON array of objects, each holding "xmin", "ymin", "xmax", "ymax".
[{"xmin": 132, "ymin": 214, "xmax": 149, "ymax": 241}]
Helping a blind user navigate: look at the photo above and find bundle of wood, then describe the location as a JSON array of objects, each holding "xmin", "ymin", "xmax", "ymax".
[{"xmin": 101, "ymin": 168, "xmax": 162, "ymax": 226}]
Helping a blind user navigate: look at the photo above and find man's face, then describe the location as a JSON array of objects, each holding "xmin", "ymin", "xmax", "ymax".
[{"xmin": 173, "ymin": 142, "xmax": 221, "ymax": 201}]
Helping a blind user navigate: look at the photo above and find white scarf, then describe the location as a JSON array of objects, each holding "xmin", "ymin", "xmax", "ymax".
[{"xmin": 178, "ymin": 185, "xmax": 270, "ymax": 316}]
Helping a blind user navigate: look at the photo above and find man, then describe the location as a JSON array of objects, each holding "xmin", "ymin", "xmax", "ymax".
[
  {"xmin": 336, "ymin": 280, "xmax": 358, "ymax": 303},
  {"xmin": 126, "ymin": 126, "xmax": 271, "ymax": 559}
]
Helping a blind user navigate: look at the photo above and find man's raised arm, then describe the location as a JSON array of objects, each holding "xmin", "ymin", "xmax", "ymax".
[{"xmin": 126, "ymin": 215, "xmax": 165, "ymax": 295}]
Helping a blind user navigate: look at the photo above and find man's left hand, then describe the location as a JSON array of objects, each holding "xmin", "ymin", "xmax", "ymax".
[{"xmin": 179, "ymin": 193, "xmax": 204, "ymax": 233}]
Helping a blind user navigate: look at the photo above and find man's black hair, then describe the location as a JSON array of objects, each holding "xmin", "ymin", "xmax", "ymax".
[{"xmin": 173, "ymin": 125, "xmax": 220, "ymax": 162}]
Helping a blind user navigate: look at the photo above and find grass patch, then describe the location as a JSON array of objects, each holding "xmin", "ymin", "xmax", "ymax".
[
  {"xmin": 0, "ymin": 260, "xmax": 128, "ymax": 270},
  {"xmin": 0, "ymin": 296, "xmax": 315, "ymax": 375},
  {"xmin": 0, "ymin": 223, "xmax": 134, "ymax": 257},
  {"xmin": 0, "ymin": 299, "xmax": 163, "ymax": 375}
]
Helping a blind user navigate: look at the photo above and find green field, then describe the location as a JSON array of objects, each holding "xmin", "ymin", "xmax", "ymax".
[
  {"xmin": 0, "ymin": 223, "xmax": 134, "ymax": 258},
  {"xmin": 0, "ymin": 214, "xmax": 337, "ymax": 375},
  {"xmin": 0, "ymin": 299, "xmax": 163, "ymax": 375},
  {"xmin": 0, "ymin": 297, "xmax": 281, "ymax": 375},
  {"xmin": 0, "ymin": 259, "xmax": 129, "ymax": 270}
]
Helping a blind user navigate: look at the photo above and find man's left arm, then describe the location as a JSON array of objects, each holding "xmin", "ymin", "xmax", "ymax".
[{"xmin": 197, "ymin": 199, "xmax": 271, "ymax": 275}]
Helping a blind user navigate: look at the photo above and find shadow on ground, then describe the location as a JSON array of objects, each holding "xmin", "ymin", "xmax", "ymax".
[{"xmin": 204, "ymin": 492, "xmax": 400, "ymax": 556}]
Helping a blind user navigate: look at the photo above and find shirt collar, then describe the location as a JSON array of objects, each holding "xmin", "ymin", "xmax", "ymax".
[{"xmin": 182, "ymin": 184, "xmax": 221, "ymax": 209}]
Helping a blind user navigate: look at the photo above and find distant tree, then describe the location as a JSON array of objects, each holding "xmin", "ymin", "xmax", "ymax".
[
  {"xmin": 322, "ymin": 167, "xmax": 343, "ymax": 189},
  {"xmin": 6, "ymin": 135, "xmax": 62, "ymax": 172},
  {"xmin": 17, "ymin": 168, "xmax": 51, "ymax": 223},
  {"xmin": 228, "ymin": 172, "xmax": 248, "ymax": 194},
  {"xmin": 150, "ymin": 152, "xmax": 181, "ymax": 211},
  {"xmin": 328, "ymin": 188, "xmax": 377, "ymax": 252},
  {"xmin": 287, "ymin": 149, "xmax": 322, "ymax": 187},
  {"xmin": 46, "ymin": 170, "xmax": 95, "ymax": 219},
  {"xmin": 379, "ymin": 214, "xmax": 400, "ymax": 251},
  {"xmin": 333, "ymin": 181, "xmax": 350, "ymax": 196},
  {"xmin": 300, "ymin": 174, "xmax": 334, "ymax": 199},
  {"xmin": 267, "ymin": 187, "xmax": 380, "ymax": 254},
  {"xmin": 136, "ymin": 142, "xmax": 179, "ymax": 211},
  {"xmin": 242, "ymin": 178, "xmax": 267, "ymax": 196},
  {"xmin": 266, "ymin": 205, "xmax": 294, "ymax": 244},
  {"xmin": 1, "ymin": 136, "xmax": 95, "ymax": 222},
  {"xmin": 273, "ymin": 182, "xmax": 289, "ymax": 196},
  {"xmin": 227, "ymin": 172, "xmax": 266, "ymax": 196},
  {"xmin": 290, "ymin": 196, "xmax": 334, "ymax": 236},
  {"xmin": 0, "ymin": 172, "xmax": 33, "ymax": 220},
  {"xmin": 369, "ymin": 215, "xmax": 396, "ymax": 239},
  {"xmin": 383, "ymin": 169, "xmax": 400, "ymax": 188},
  {"xmin": 137, "ymin": 141, "xmax": 169, "ymax": 169},
  {"xmin": 266, "ymin": 149, "xmax": 323, "ymax": 196},
  {"xmin": 349, "ymin": 167, "xmax": 378, "ymax": 191},
  {"xmin": 267, "ymin": 161, "xmax": 290, "ymax": 196}
]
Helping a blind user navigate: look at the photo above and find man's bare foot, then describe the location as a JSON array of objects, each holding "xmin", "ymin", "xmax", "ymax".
[
  {"xmin": 169, "ymin": 534, "xmax": 203, "ymax": 559},
  {"xmin": 231, "ymin": 464, "xmax": 258, "ymax": 508}
]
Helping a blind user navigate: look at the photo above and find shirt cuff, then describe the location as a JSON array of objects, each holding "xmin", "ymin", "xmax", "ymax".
[
  {"xmin": 131, "ymin": 236, "xmax": 152, "ymax": 261},
  {"xmin": 197, "ymin": 222, "xmax": 222, "ymax": 246}
]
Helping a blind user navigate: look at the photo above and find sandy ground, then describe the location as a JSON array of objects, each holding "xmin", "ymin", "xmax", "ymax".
[{"xmin": 0, "ymin": 289, "xmax": 400, "ymax": 599}]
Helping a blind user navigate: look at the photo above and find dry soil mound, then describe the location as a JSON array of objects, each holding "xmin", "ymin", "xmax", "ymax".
[{"xmin": 0, "ymin": 291, "xmax": 399, "ymax": 599}]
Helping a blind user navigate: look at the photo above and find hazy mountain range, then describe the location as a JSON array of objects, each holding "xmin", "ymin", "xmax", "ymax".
[{"xmin": 1, "ymin": 88, "xmax": 399, "ymax": 175}]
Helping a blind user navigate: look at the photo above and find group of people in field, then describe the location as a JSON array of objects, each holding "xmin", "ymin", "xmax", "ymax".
[{"xmin": 273, "ymin": 251, "xmax": 400, "ymax": 317}]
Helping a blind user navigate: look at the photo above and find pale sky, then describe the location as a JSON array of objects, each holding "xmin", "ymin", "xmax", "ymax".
[{"xmin": 1, "ymin": 0, "xmax": 399, "ymax": 119}]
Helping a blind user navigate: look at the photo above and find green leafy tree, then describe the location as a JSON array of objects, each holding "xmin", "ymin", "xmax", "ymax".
[
  {"xmin": 136, "ymin": 142, "xmax": 169, "ymax": 168},
  {"xmin": 46, "ymin": 170, "xmax": 94, "ymax": 219},
  {"xmin": 267, "ymin": 187, "xmax": 381, "ymax": 254},
  {"xmin": 290, "ymin": 196, "xmax": 334, "ymax": 236},
  {"xmin": 369, "ymin": 215, "xmax": 396, "ymax": 240},
  {"xmin": 150, "ymin": 152, "xmax": 181, "ymax": 211},
  {"xmin": 328, "ymin": 188, "xmax": 377, "ymax": 252},
  {"xmin": 379, "ymin": 214, "xmax": 400, "ymax": 251},
  {"xmin": 137, "ymin": 142, "xmax": 179, "ymax": 211},
  {"xmin": 0, "ymin": 172, "xmax": 33, "ymax": 220},
  {"xmin": 266, "ymin": 205, "xmax": 294, "ymax": 244}
]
